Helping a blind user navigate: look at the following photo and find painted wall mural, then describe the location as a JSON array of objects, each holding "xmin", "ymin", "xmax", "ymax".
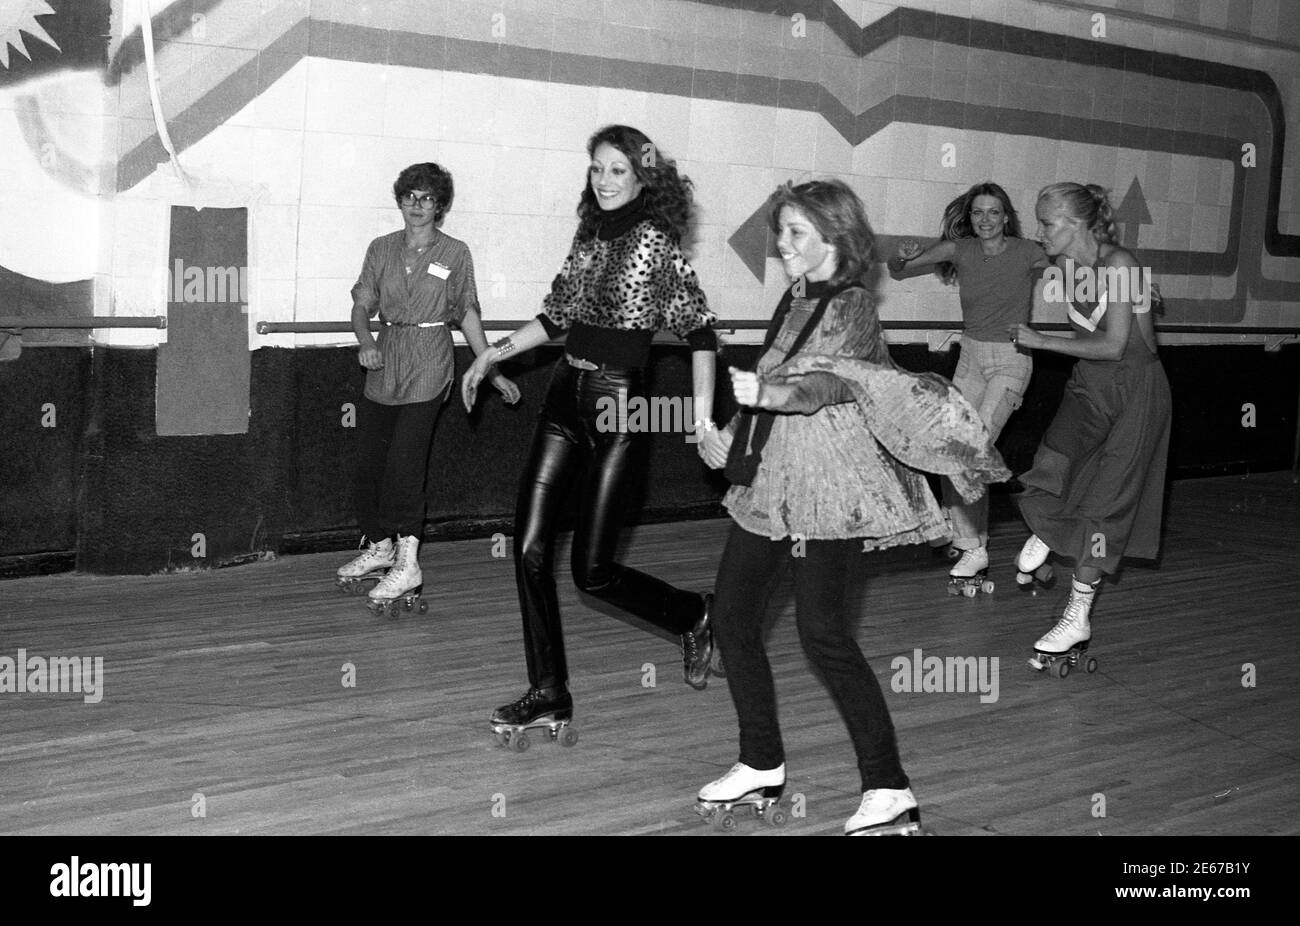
[{"xmin": 1, "ymin": 0, "xmax": 1298, "ymax": 354}]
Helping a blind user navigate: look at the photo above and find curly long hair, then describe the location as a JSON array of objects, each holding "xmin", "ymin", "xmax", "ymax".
[
  {"xmin": 1038, "ymin": 182, "xmax": 1118, "ymax": 244},
  {"xmin": 935, "ymin": 181, "xmax": 1022, "ymax": 284},
  {"xmin": 575, "ymin": 125, "xmax": 693, "ymax": 242},
  {"xmin": 766, "ymin": 179, "xmax": 875, "ymax": 289}
]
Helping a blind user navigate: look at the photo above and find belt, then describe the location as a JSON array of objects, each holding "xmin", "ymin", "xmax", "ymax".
[
  {"xmin": 564, "ymin": 353, "xmax": 601, "ymax": 371},
  {"xmin": 381, "ymin": 319, "xmax": 446, "ymax": 329}
]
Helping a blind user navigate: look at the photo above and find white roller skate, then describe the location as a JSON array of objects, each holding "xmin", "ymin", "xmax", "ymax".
[
  {"xmin": 695, "ymin": 762, "xmax": 788, "ymax": 831},
  {"xmin": 1027, "ymin": 578, "xmax": 1099, "ymax": 678},
  {"xmin": 366, "ymin": 534, "xmax": 427, "ymax": 618},
  {"xmin": 335, "ymin": 536, "xmax": 394, "ymax": 595},
  {"xmin": 845, "ymin": 787, "xmax": 923, "ymax": 836},
  {"xmin": 1014, "ymin": 534, "xmax": 1055, "ymax": 595},
  {"xmin": 947, "ymin": 546, "xmax": 994, "ymax": 598}
]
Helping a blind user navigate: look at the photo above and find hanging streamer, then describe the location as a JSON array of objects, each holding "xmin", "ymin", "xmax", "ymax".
[{"xmin": 138, "ymin": 0, "xmax": 190, "ymax": 185}]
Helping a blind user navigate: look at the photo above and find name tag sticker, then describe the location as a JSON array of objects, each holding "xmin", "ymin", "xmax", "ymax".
[{"xmin": 428, "ymin": 262, "xmax": 450, "ymax": 279}]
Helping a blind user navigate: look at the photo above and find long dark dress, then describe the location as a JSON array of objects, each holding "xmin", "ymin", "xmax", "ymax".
[{"xmin": 1016, "ymin": 288, "xmax": 1172, "ymax": 574}]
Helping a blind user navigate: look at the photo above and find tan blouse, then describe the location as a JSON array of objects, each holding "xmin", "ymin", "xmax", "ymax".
[
  {"xmin": 351, "ymin": 230, "xmax": 478, "ymax": 405},
  {"xmin": 724, "ymin": 287, "xmax": 1008, "ymax": 546}
]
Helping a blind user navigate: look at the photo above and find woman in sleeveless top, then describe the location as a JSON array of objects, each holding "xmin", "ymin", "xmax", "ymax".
[{"xmin": 1009, "ymin": 182, "xmax": 1171, "ymax": 669}]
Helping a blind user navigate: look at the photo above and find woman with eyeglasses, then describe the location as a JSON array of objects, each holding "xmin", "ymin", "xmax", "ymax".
[
  {"xmin": 337, "ymin": 162, "xmax": 520, "ymax": 614},
  {"xmin": 462, "ymin": 125, "xmax": 724, "ymax": 745}
]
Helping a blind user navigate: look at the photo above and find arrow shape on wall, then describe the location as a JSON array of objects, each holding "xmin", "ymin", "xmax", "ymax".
[
  {"xmin": 728, "ymin": 203, "xmax": 770, "ymax": 283},
  {"xmin": 1115, "ymin": 177, "xmax": 1151, "ymax": 249}
]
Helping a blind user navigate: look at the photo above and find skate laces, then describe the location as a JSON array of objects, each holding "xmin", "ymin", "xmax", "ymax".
[
  {"xmin": 858, "ymin": 788, "xmax": 911, "ymax": 813},
  {"xmin": 953, "ymin": 549, "xmax": 984, "ymax": 572},
  {"xmin": 510, "ymin": 689, "xmax": 543, "ymax": 712},
  {"xmin": 683, "ymin": 627, "xmax": 701, "ymax": 662},
  {"xmin": 1044, "ymin": 595, "xmax": 1091, "ymax": 640},
  {"xmin": 714, "ymin": 763, "xmax": 748, "ymax": 786},
  {"xmin": 1018, "ymin": 534, "xmax": 1049, "ymax": 571}
]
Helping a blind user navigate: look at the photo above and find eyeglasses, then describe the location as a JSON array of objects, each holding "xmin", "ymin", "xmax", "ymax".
[{"xmin": 399, "ymin": 193, "xmax": 438, "ymax": 208}]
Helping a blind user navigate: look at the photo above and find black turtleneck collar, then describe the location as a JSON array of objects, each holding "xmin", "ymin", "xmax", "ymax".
[
  {"xmin": 795, "ymin": 278, "xmax": 849, "ymax": 299},
  {"xmin": 596, "ymin": 191, "xmax": 648, "ymax": 241}
]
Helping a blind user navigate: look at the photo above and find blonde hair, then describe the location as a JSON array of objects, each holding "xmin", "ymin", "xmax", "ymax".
[{"xmin": 1038, "ymin": 182, "xmax": 1117, "ymax": 244}]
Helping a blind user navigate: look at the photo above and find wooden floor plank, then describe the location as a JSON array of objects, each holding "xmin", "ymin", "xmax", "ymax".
[{"xmin": 1, "ymin": 473, "xmax": 1296, "ymax": 835}]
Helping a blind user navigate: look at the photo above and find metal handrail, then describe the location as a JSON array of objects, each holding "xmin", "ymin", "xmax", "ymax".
[
  {"xmin": 0, "ymin": 317, "xmax": 168, "ymax": 329},
  {"xmin": 253, "ymin": 320, "xmax": 1300, "ymax": 335},
  {"xmin": 2, "ymin": 316, "xmax": 1293, "ymax": 337}
]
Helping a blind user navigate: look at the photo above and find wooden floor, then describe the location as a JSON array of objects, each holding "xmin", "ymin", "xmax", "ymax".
[{"xmin": 1, "ymin": 473, "xmax": 1297, "ymax": 836}]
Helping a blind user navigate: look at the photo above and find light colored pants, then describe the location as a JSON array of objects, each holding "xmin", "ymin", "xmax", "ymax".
[{"xmin": 943, "ymin": 338, "xmax": 1032, "ymax": 550}]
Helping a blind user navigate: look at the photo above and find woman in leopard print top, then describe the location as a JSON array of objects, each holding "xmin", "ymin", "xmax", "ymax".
[{"xmin": 463, "ymin": 125, "xmax": 727, "ymax": 733}]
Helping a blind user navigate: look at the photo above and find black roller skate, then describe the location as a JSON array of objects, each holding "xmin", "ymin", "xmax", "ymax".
[{"xmin": 490, "ymin": 686, "xmax": 577, "ymax": 752}]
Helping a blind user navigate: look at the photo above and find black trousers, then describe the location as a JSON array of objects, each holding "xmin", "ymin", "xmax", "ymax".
[
  {"xmin": 515, "ymin": 360, "xmax": 704, "ymax": 690},
  {"xmin": 354, "ymin": 394, "xmax": 445, "ymax": 540},
  {"xmin": 711, "ymin": 522, "xmax": 909, "ymax": 792}
]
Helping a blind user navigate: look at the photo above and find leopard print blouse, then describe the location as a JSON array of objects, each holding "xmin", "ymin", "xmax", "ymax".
[{"xmin": 542, "ymin": 220, "xmax": 715, "ymax": 338}]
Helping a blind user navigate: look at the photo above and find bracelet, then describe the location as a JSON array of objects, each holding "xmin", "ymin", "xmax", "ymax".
[
  {"xmin": 692, "ymin": 418, "xmax": 716, "ymax": 434},
  {"xmin": 493, "ymin": 337, "xmax": 515, "ymax": 361}
]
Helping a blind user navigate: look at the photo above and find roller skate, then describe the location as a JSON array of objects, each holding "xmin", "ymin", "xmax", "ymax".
[
  {"xmin": 947, "ymin": 546, "xmax": 994, "ymax": 598},
  {"xmin": 682, "ymin": 593, "xmax": 714, "ymax": 690},
  {"xmin": 366, "ymin": 534, "xmax": 427, "ymax": 617},
  {"xmin": 845, "ymin": 787, "xmax": 923, "ymax": 836},
  {"xmin": 695, "ymin": 762, "xmax": 787, "ymax": 831},
  {"xmin": 335, "ymin": 536, "xmax": 394, "ymax": 595},
  {"xmin": 1027, "ymin": 578, "xmax": 1099, "ymax": 678},
  {"xmin": 1014, "ymin": 534, "xmax": 1056, "ymax": 595},
  {"xmin": 489, "ymin": 686, "xmax": 578, "ymax": 752}
]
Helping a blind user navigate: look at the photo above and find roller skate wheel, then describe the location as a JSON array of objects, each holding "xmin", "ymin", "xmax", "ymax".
[
  {"xmin": 947, "ymin": 584, "xmax": 960, "ymax": 597},
  {"xmin": 765, "ymin": 806, "xmax": 788, "ymax": 828},
  {"xmin": 511, "ymin": 731, "xmax": 531, "ymax": 752},
  {"xmin": 1086, "ymin": 657, "xmax": 1098, "ymax": 673},
  {"xmin": 1057, "ymin": 661, "xmax": 1070, "ymax": 679},
  {"xmin": 981, "ymin": 580, "xmax": 995, "ymax": 594},
  {"xmin": 494, "ymin": 730, "xmax": 509, "ymax": 747},
  {"xmin": 558, "ymin": 726, "xmax": 579, "ymax": 747},
  {"xmin": 962, "ymin": 585, "xmax": 977, "ymax": 598},
  {"xmin": 719, "ymin": 812, "xmax": 737, "ymax": 831}
]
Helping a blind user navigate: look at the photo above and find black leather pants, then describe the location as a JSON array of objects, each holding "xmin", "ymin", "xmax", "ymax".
[{"xmin": 514, "ymin": 360, "xmax": 705, "ymax": 690}]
